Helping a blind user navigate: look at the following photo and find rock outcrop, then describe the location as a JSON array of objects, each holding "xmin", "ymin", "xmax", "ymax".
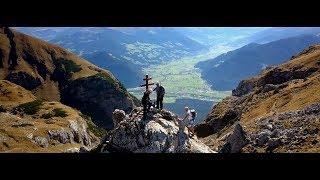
[
  {"xmin": 100, "ymin": 108, "xmax": 215, "ymax": 153},
  {"xmin": 196, "ymin": 45, "xmax": 320, "ymax": 153}
]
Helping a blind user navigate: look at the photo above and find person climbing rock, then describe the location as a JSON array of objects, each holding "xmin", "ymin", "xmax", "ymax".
[
  {"xmin": 181, "ymin": 106, "xmax": 197, "ymax": 137},
  {"xmin": 153, "ymin": 82, "xmax": 165, "ymax": 110},
  {"xmin": 141, "ymin": 89, "xmax": 152, "ymax": 118}
]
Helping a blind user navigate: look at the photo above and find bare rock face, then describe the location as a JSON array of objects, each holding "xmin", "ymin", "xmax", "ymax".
[
  {"xmin": 101, "ymin": 109, "xmax": 215, "ymax": 153},
  {"xmin": 232, "ymin": 80, "xmax": 255, "ymax": 97}
]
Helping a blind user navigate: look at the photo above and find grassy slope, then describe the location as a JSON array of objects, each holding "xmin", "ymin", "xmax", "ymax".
[
  {"xmin": 199, "ymin": 45, "xmax": 320, "ymax": 152},
  {"xmin": 0, "ymin": 80, "xmax": 102, "ymax": 152}
]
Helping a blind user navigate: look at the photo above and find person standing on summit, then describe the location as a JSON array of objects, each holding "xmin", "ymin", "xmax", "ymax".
[
  {"xmin": 153, "ymin": 82, "xmax": 165, "ymax": 110},
  {"xmin": 141, "ymin": 89, "xmax": 152, "ymax": 118}
]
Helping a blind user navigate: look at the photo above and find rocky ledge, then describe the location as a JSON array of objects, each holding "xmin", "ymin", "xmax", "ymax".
[{"xmin": 99, "ymin": 108, "xmax": 215, "ymax": 153}]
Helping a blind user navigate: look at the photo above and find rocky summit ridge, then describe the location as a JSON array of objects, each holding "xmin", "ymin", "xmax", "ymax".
[{"xmin": 99, "ymin": 108, "xmax": 215, "ymax": 153}]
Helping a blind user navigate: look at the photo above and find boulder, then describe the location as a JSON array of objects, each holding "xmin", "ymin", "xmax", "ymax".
[
  {"xmin": 219, "ymin": 123, "xmax": 249, "ymax": 153},
  {"xmin": 160, "ymin": 110, "xmax": 178, "ymax": 121},
  {"xmin": 112, "ymin": 109, "xmax": 126, "ymax": 127},
  {"xmin": 256, "ymin": 130, "xmax": 272, "ymax": 146},
  {"xmin": 34, "ymin": 136, "xmax": 49, "ymax": 148},
  {"xmin": 266, "ymin": 138, "xmax": 282, "ymax": 152}
]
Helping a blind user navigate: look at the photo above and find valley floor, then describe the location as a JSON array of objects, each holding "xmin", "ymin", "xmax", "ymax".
[{"xmin": 128, "ymin": 45, "xmax": 235, "ymax": 122}]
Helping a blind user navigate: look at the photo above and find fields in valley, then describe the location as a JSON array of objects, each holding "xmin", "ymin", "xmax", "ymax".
[{"xmin": 128, "ymin": 45, "xmax": 235, "ymax": 122}]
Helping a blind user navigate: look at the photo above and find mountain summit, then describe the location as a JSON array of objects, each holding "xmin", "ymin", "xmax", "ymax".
[{"xmin": 100, "ymin": 108, "xmax": 214, "ymax": 153}]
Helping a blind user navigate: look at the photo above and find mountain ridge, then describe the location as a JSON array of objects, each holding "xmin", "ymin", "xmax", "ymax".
[
  {"xmin": 0, "ymin": 27, "xmax": 138, "ymax": 129},
  {"xmin": 195, "ymin": 44, "xmax": 320, "ymax": 152}
]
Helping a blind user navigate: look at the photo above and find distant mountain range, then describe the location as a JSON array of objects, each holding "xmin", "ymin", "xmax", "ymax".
[
  {"xmin": 16, "ymin": 27, "xmax": 207, "ymax": 88},
  {"xmin": 239, "ymin": 27, "xmax": 320, "ymax": 44},
  {"xmin": 15, "ymin": 27, "xmax": 320, "ymax": 90},
  {"xmin": 196, "ymin": 34, "xmax": 320, "ymax": 90},
  {"xmin": 175, "ymin": 27, "xmax": 268, "ymax": 46}
]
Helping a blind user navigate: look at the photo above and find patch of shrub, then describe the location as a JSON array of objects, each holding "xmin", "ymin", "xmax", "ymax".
[
  {"xmin": 17, "ymin": 99, "xmax": 44, "ymax": 115},
  {"xmin": 41, "ymin": 108, "xmax": 68, "ymax": 119},
  {"xmin": 52, "ymin": 108, "xmax": 68, "ymax": 118},
  {"xmin": 41, "ymin": 113, "xmax": 54, "ymax": 119},
  {"xmin": 56, "ymin": 59, "xmax": 82, "ymax": 74}
]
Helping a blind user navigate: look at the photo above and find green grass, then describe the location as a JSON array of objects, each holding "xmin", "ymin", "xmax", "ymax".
[
  {"xmin": 56, "ymin": 59, "xmax": 82, "ymax": 74},
  {"xmin": 17, "ymin": 99, "xmax": 44, "ymax": 115},
  {"xmin": 94, "ymin": 72, "xmax": 117, "ymax": 86}
]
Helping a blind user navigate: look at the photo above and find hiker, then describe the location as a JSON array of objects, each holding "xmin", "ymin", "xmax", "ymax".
[
  {"xmin": 153, "ymin": 82, "xmax": 165, "ymax": 110},
  {"xmin": 141, "ymin": 89, "xmax": 152, "ymax": 117},
  {"xmin": 181, "ymin": 106, "xmax": 197, "ymax": 136}
]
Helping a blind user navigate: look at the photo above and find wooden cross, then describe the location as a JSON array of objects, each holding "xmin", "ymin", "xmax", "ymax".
[{"xmin": 140, "ymin": 74, "xmax": 154, "ymax": 91}]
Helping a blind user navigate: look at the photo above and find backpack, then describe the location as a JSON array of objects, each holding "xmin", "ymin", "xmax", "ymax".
[
  {"xmin": 190, "ymin": 109, "xmax": 197, "ymax": 118},
  {"xmin": 159, "ymin": 86, "xmax": 165, "ymax": 96}
]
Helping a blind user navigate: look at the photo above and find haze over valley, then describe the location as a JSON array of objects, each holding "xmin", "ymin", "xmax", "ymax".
[
  {"xmin": 15, "ymin": 27, "xmax": 320, "ymax": 122},
  {"xmin": 2, "ymin": 27, "xmax": 320, "ymax": 153}
]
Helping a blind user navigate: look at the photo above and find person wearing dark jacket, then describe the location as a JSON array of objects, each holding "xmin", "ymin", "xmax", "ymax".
[
  {"xmin": 153, "ymin": 82, "xmax": 165, "ymax": 110},
  {"xmin": 141, "ymin": 89, "xmax": 152, "ymax": 117}
]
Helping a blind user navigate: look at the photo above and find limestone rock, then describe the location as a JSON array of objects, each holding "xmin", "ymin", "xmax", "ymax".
[
  {"xmin": 112, "ymin": 109, "xmax": 126, "ymax": 127},
  {"xmin": 34, "ymin": 136, "xmax": 49, "ymax": 148},
  {"xmin": 102, "ymin": 109, "xmax": 215, "ymax": 153}
]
